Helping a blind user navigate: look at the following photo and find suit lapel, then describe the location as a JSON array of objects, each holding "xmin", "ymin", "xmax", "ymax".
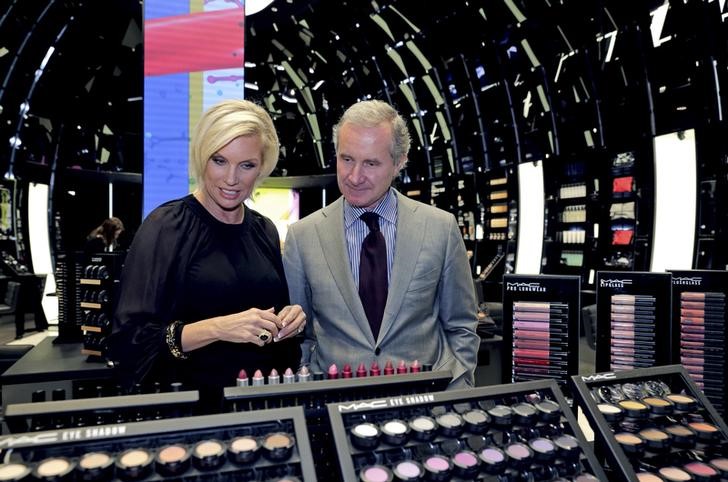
[
  {"xmin": 315, "ymin": 198, "xmax": 375, "ymax": 344},
  {"xmin": 378, "ymin": 191, "xmax": 425, "ymax": 341}
]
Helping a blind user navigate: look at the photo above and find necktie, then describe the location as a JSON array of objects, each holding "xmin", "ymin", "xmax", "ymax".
[{"xmin": 359, "ymin": 212, "xmax": 388, "ymax": 339}]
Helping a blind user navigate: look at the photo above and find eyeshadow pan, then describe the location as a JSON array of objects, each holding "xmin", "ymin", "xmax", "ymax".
[
  {"xmin": 192, "ymin": 440, "xmax": 225, "ymax": 470},
  {"xmin": 684, "ymin": 461, "xmax": 718, "ymax": 479},
  {"xmin": 380, "ymin": 419, "xmax": 409, "ymax": 445},
  {"xmin": 155, "ymin": 444, "xmax": 190, "ymax": 476},
  {"xmin": 597, "ymin": 403, "xmax": 623, "ymax": 423},
  {"xmin": 392, "ymin": 460, "xmax": 423, "ymax": 481},
  {"xmin": 116, "ymin": 448, "xmax": 153, "ymax": 480},
  {"xmin": 0, "ymin": 463, "xmax": 31, "ymax": 481},
  {"xmin": 658, "ymin": 466, "xmax": 691, "ymax": 481},
  {"xmin": 360, "ymin": 465, "xmax": 393, "ymax": 482},
  {"xmin": 617, "ymin": 399, "xmax": 649, "ymax": 418},
  {"xmin": 638, "ymin": 428, "xmax": 671, "ymax": 451},
  {"xmin": 435, "ymin": 412, "xmax": 464, "ymax": 437},
  {"xmin": 688, "ymin": 421, "xmax": 719, "ymax": 441},
  {"xmin": 423, "ymin": 454, "xmax": 452, "ymax": 479},
  {"xmin": 228, "ymin": 436, "xmax": 260, "ymax": 465},
  {"xmin": 262, "ymin": 433, "xmax": 295, "ymax": 462},
  {"xmin": 665, "ymin": 393, "xmax": 698, "ymax": 411},
  {"xmin": 351, "ymin": 422, "xmax": 380, "ymax": 449},
  {"xmin": 710, "ymin": 458, "xmax": 728, "ymax": 478},
  {"xmin": 614, "ymin": 432, "xmax": 644, "ymax": 456},
  {"xmin": 636, "ymin": 473, "xmax": 663, "ymax": 482},
  {"xmin": 664, "ymin": 424, "xmax": 696, "ymax": 447},
  {"xmin": 78, "ymin": 452, "xmax": 113, "ymax": 481},
  {"xmin": 461, "ymin": 409, "xmax": 490, "ymax": 433},
  {"xmin": 479, "ymin": 447, "xmax": 506, "ymax": 475},
  {"xmin": 529, "ymin": 437, "xmax": 556, "ymax": 461},
  {"xmin": 36, "ymin": 458, "xmax": 72, "ymax": 478},
  {"xmin": 408, "ymin": 416, "xmax": 437, "ymax": 441}
]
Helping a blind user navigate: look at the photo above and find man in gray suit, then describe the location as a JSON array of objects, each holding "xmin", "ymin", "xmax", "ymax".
[{"xmin": 283, "ymin": 100, "xmax": 479, "ymax": 388}]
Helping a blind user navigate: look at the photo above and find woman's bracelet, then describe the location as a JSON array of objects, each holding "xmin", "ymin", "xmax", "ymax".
[{"xmin": 165, "ymin": 320, "xmax": 189, "ymax": 360}]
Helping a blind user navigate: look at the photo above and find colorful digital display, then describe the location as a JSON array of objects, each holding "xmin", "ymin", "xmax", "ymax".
[{"xmin": 143, "ymin": 0, "xmax": 245, "ymax": 218}]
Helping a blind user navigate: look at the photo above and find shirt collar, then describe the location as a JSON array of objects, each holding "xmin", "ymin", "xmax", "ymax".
[{"xmin": 344, "ymin": 188, "xmax": 397, "ymax": 228}]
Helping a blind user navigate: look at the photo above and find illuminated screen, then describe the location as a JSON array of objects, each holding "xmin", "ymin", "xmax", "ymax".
[
  {"xmin": 246, "ymin": 188, "xmax": 300, "ymax": 247},
  {"xmin": 143, "ymin": 1, "xmax": 245, "ymax": 218}
]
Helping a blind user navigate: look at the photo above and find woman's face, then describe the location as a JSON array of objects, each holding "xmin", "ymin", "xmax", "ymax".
[{"xmin": 199, "ymin": 135, "xmax": 263, "ymax": 223}]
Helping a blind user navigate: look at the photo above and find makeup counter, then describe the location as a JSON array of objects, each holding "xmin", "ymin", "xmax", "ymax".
[{"xmin": 1, "ymin": 267, "xmax": 728, "ymax": 480}]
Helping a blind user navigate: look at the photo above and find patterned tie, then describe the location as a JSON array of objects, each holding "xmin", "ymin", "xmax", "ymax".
[{"xmin": 359, "ymin": 212, "xmax": 388, "ymax": 339}]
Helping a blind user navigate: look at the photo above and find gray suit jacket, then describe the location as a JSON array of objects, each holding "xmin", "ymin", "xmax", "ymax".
[{"xmin": 283, "ymin": 189, "xmax": 479, "ymax": 388}]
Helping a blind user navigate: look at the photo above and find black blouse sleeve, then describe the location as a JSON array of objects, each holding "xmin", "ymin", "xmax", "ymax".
[{"xmin": 109, "ymin": 201, "xmax": 187, "ymax": 387}]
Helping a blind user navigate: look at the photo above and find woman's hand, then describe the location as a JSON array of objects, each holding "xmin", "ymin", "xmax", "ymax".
[
  {"xmin": 213, "ymin": 307, "xmax": 283, "ymax": 347},
  {"xmin": 274, "ymin": 304, "xmax": 307, "ymax": 341}
]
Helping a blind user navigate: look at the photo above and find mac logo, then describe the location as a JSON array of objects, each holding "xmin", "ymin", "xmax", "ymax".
[
  {"xmin": 673, "ymin": 277, "xmax": 702, "ymax": 286},
  {"xmin": 505, "ymin": 282, "xmax": 546, "ymax": 293},
  {"xmin": 600, "ymin": 279, "xmax": 633, "ymax": 288},
  {"xmin": 337, "ymin": 400, "xmax": 389, "ymax": 412},
  {"xmin": 580, "ymin": 372, "xmax": 617, "ymax": 382}
]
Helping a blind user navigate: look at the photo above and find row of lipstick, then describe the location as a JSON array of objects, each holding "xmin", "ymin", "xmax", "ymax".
[{"xmin": 236, "ymin": 360, "xmax": 432, "ymax": 387}]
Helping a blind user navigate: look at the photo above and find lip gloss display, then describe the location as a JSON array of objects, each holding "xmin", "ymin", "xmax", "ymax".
[
  {"xmin": 669, "ymin": 269, "xmax": 728, "ymax": 417},
  {"xmin": 503, "ymin": 274, "xmax": 581, "ymax": 386},
  {"xmin": 571, "ymin": 364, "xmax": 728, "ymax": 482},
  {"xmin": 327, "ymin": 378, "xmax": 606, "ymax": 481},
  {"xmin": 0, "ymin": 406, "xmax": 316, "ymax": 481},
  {"xmin": 595, "ymin": 271, "xmax": 672, "ymax": 373}
]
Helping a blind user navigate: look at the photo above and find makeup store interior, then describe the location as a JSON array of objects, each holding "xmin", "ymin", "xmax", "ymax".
[{"xmin": 0, "ymin": 1, "xmax": 727, "ymax": 481}]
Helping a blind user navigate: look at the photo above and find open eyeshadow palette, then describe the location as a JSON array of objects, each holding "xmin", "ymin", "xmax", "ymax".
[
  {"xmin": 327, "ymin": 379, "xmax": 606, "ymax": 481},
  {"xmin": 224, "ymin": 369, "xmax": 451, "ymax": 482},
  {"xmin": 502, "ymin": 274, "xmax": 581, "ymax": 386},
  {"xmin": 571, "ymin": 364, "xmax": 728, "ymax": 482},
  {"xmin": 669, "ymin": 269, "xmax": 728, "ymax": 417},
  {"xmin": 3, "ymin": 390, "xmax": 199, "ymax": 434},
  {"xmin": 0, "ymin": 406, "xmax": 316, "ymax": 481},
  {"xmin": 595, "ymin": 271, "xmax": 672, "ymax": 373}
]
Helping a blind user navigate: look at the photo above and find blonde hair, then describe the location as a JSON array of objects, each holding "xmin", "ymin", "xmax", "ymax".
[
  {"xmin": 190, "ymin": 99, "xmax": 280, "ymax": 189},
  {"xmin": 333, "ymin": 99, "xmax": 411, "ymax": 167}
]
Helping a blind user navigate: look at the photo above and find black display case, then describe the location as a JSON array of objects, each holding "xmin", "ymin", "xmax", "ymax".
[
  {"xmin": 0, "ymin": 406, "xmax": 316, "ymax": 481},
  {"xmin": 595, "ymin": 271, "xmax": 672, "ymax": 373},
  {"xmin": 225, "ymin": 370, "xmax": 451, "ymax": 482},
  {"xmin": 327, "ymin": 379, "xmax": 607, "ymax": 481},
  {"xmin": 4, "ymin": 390, "xmax": 198, "ymax": 434},
  {"xmin": 502, "ymin": 274, "xmax": 581, "ymax": 387},
  {"xmin": 571, "ymin": 364, "xmax": 728, "ymax": 482},
  {"xmin": 668, "ymin": 269, "xmax": 728, "ymax": 417}
]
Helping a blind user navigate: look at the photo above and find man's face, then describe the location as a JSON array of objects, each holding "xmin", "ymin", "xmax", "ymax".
[{"xmin": 336, "ymin": 122, "xmax": 403, "ymax": 210}]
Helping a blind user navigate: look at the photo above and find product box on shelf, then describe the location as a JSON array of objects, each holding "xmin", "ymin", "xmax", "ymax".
[{"xmin": 571, "ymin": 364, "xmax": 728, "ymax": 482}]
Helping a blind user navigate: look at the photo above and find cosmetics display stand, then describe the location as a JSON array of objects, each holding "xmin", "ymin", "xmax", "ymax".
[
  {"xmin": 668, "ymin": 269, "xmax": 728, "ymax": 417},
  {"xmin": 3, "ymin": 390, "xmax": 198, "ymax": 434},
  {"xmin": 502, "ymin": 274, "xmax": 581, "ymax": 386},
  {"xmin": 595, "ymin": 271, "xmax": 672, "ymax": 373},
  {"xmin": 571, "ymin": 364, "xmax": 728, "ymax": 482},
  {"xmin": 0, "ymin": 337, "xmax": 114, "ymax": 412},
  {"xmin": 225, "ymin": 370, "xmax": 451, "ymax": 482},
  {"xmin": 327, "ymin": 378, "xmax": 606, "ymax": 481},
  {"xmin": 78, "ymin": 252, "xmax": 125, "ymax": 359},
  {"xmin": 0, "ymin": 406, "xmax": 316, "ymax": 481}
]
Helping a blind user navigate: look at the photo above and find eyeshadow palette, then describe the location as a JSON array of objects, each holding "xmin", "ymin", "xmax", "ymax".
[
  {"xmin": 4, "ymin": 390, "xmax": 198, "ymax": 433},
  {"xmin": 571, "ymin": 364, "xmax": 728, "ymax": 482},
  {"xmin": 502, "ymin": 274, "xmax": 581, "ymax": 386},
  {"xmin": 225, "ymin": 369, "xmax": 451, "ymax": 482},
  {"xmin": 0, "ymin": 406, "xmax": 315, "ymax": 481},
  {"xmin": 669, "ymin": 269, "xmax": 728, "ymax": 417},
  {"xmin": 327, "ymin": 378, "xmax": 606, "ymax": 481},
  {"xmin": 595, "ymin": 272, "xmax": 672, "ymax": 373}
]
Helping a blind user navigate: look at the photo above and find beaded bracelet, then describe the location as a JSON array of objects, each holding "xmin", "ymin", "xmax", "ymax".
[{"xmin": 165, "ymin": 320, "xmax": 189, "ymax": 360}]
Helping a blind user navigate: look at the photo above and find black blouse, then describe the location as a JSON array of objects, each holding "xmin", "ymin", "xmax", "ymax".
[{"xmin": 110, "ymin": 195, "xmax": 301, "ymax": 408}]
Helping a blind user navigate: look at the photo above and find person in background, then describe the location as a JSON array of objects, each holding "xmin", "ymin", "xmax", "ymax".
[
  {"xmin": 283, "ymin": 100, "xmax": 479, "ymax": 388},
  {"xmin": 84, "ymin": 217, "xmax": 125, "ymax": 253},
  {"xmin": 110, "ymin": 99, "xmax": 305, "ymax": 411}
]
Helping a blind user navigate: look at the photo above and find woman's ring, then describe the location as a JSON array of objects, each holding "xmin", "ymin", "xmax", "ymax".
[{"xmin": 258, "ymin": 330, "xmax": 271, "ymax": 342}]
